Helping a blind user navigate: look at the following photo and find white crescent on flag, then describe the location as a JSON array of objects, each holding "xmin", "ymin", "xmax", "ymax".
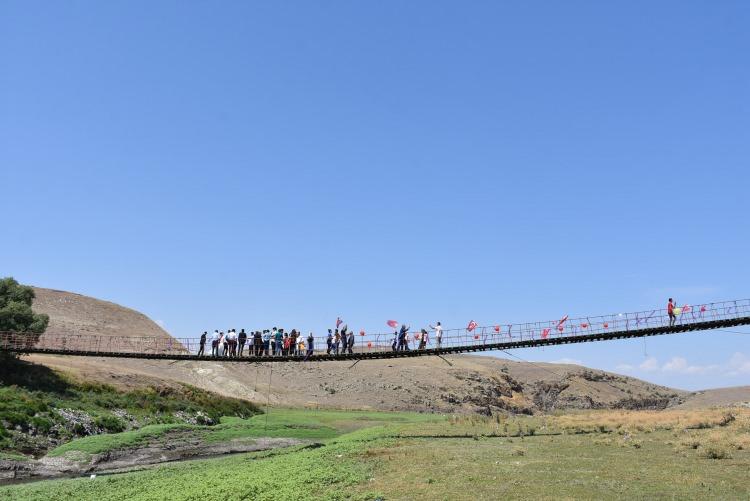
[{"xmin": 467, "ymin": 320, "xmax": 478, "ymax": 332}]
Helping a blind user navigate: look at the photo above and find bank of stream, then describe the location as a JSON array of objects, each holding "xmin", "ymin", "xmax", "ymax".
[{"xmin": 1, "ymin": 432, "xmax": 313, "ymax": 484}]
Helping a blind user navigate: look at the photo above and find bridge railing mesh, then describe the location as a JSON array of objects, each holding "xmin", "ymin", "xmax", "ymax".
[{"xmin": 1, "ymin": 299, "xmax": 748, "ymax": 358}]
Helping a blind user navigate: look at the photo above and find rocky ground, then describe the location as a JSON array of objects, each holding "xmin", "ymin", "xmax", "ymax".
[{"xmin": 1, "ymin": 435, "xmax": 306, "ymax": 483}]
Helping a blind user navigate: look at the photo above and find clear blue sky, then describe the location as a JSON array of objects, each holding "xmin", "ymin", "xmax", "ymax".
[{"xmin": 2, "ymin": 1, "xmax": 748, "ymax": 390}]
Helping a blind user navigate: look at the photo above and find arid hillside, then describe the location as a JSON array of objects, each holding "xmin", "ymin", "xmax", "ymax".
[
  {"xmin": 23, "ymin": 287, "xmax": 750, "ymax": 414},
  {"xmin": 32, "ymin": 287, "xmax": 173, "ymax": 341}
]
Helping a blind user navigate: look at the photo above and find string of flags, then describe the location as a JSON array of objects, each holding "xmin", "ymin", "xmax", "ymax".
[{"xmin": 341, "ymin": 302, "xmax": 713, "ymax": 350}]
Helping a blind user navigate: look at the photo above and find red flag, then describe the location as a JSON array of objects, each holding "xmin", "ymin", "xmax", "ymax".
[
  {"xmin": 359, "ymin": 330, "xmax": 365, "ymax": 336},
  {"xmin": 700, "ymin": 305, "xmax": 707, "ymax": 313},
  {"xmin": 603, "ymin": 322, "xmax": 609, "ymax": 329},
  {"xmin": 580, "ymin": 323, "xmax": 588, "ymax": 328},
  {"xmin": 493, "ymin": 325, "xmax": 500, "ymax": 333},
  {"xmin": 473, "ymin": 334, "xmax": 480, "ymax": 340},
  {"xmin": 467, "ymin": 320, "xmax": 478, "ymax": 332},
  {"xmin": 387, "ymin": 320, "xmax": 399, "ymax": 329},
  {"xmin": 557, "ymin": 315, "xmax": 569, "ymax": 328},
  {"xmin": 367, "ymin": 342, "xmax": 372, "ymax": 348},
  {"xmin": 336, "ymin": 317, "xmax": 343, "ymax": 328},
  {"xmin": 541, "ymin": 328, "xmax": 551, "ymax": 339}
]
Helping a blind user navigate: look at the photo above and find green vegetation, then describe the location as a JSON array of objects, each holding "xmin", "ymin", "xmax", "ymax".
[
  {"xmin": 0, "ymin": 359, "xmax": 259, "ymax": 456},
  {"xmin": 2, "ymin": 408, "xmax": 748, "ymax": 500},
  {"xmin": 47, "ymin": 408, "xmax": 439, "ymax": 461},
  {"xmin": 0, "ymin": 451, "xmax": 29, "ymax": 461},
  {"xmin": 48, "ymin": 423, "xmax": 195, "ymax": 458},
  {"xmin": 0, "ymin": 277, "xmax": 49, "ymax": 354}
]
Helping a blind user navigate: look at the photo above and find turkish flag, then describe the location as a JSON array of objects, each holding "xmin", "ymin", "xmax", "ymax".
[
  {"xmin": 494, "ymin": 325, "xmax": 500, "ymax": 333},
  {"xmin": 467, "ymin": 320, "xmax": 478, "ymax": 332},
  {"xmin": 541, "ymin": 328, "xmax": 551, "ymax": 339},
  {"xmin": 387, "ymin": 320, "xmax": 399, "ymax": 329}
]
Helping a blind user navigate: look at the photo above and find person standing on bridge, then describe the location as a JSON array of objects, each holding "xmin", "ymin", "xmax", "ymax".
[
  {"xmin": 282, "ymin": 333, "xmax": 290, "ymax": 356},
  {"xmin": 198, "ymin": 331, "xmax": 207, "ymax": 357},
  {"xmin": 249, "ymin": 330, "xmax": 256, "ymax": 356},
  {"xmin": 347, "ymin": 329, "xmax": 355, "ymax": 354},
  {"xmin": 430, "ymin": 322, "xmax": 443, "ymax": 349},
  {"xmin": 254, "ymin": 331, "xmax": 263, "ymax": 356},
  {"xmin": 418, "ymin": 328, "xmax": 428, "ymax": 350},
  {"xmin": 326, "ymin": 329, "xmax": 333, "ymax": 354},
  {"xmin": 398, "ymin": 325, "xmax": 410, "ymax": 351},
  {"xmin": 238, "ymin": 329, "xmax": 247, "ymax": 357},
  {"xmin": 211, "ymin": 330, "xmax": 220, "ymax": 357},
  {"xmin": 668, "ymin": 298, "xmax": 676, "ymax": 327},
  {"xmin": 333, "ymin": 329, "xmax": 341, "ymax": 355},
  {"xmin": 228, "ymin": 329, "xmax": 238, "ymax": 357},
  {"xmin": 306, "ymin": 332, "xmax": 314, "ymax": 358},
  {"xmin": 290, "ymin": 329, "xmax": 298, "ymax": 356},
  {"xmin": 340, "ymin": 326, "xmax": 348, "ymax": 354},
  {"xmin": 263, "ymin": 330, "xmax": 271, "ymax": 356},
  {"xmin": 275, "ymin": 328, "xmax": 284, "ymax": 356}
]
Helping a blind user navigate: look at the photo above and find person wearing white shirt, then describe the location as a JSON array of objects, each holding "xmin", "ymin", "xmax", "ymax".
[
  {"xmin": 430, "ymin": 322, "xmax": 443, "ymax": 349},
  {"xmin": 227, "ymin": 329, "xmax": 238, "ymax": 357}
]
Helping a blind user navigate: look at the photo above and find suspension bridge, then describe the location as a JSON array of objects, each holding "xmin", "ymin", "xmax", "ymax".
[{"xmin": 2, "ymin": 299, "xmax": 749, "ymax": 362}]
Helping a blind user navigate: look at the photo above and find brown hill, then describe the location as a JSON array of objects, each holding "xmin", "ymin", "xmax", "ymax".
[
  {"xmin": 32, "ymin": 287, "xmax": 173, "ymax": 341},
  {"xmin": 22, "ymin": 287, "xmax": 749, "ymax": 414},
  {"xmin": 674, "ymin": 386, "xmax": 750, "ymax": 410},
  {"xmin": 30, "ymin": 353, "xmax": 690, "ymax": 415}
]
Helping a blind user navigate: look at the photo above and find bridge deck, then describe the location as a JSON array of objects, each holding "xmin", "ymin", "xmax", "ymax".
[{"xmin": 2, "ymin": 299, "xmax": 748, "ymax": 362}]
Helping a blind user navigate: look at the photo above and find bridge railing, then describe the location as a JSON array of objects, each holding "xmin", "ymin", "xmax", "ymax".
[{"xmin": 1, "ymin": 299, "xmax": 748, "ymax": 358}]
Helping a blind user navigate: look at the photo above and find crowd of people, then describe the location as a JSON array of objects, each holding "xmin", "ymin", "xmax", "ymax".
[
  {"xmin": 195, "ymin": 322, "xmax": 444, "ymax": 358},
  {"xmin": 196, "ymin": 328, "xmax": 315, "ymax": 358}
]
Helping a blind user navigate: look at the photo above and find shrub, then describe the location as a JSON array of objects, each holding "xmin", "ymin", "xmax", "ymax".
[
  {"xmin": 94, "ymin": 414, "xmax": 126, "ymax": 433},
  {"xmin": 719, "ymin": 413, "xmax": 736, "ymax": 427},
  {"xmin": 30, "ymin": 416, "xmax": 53, "ymax": 434},
  {"xmin": 701, "ymin": 446, "xmax": 731, "ymax": 460},
  {"xmin": 1, "ymin": 411, "xmax": 31, "ymax": 429}
]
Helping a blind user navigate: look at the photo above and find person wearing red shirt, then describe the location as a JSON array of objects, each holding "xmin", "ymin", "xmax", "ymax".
[{"xmin": 668, "ymin": 298, "xmax": 676, "ymax": 327}]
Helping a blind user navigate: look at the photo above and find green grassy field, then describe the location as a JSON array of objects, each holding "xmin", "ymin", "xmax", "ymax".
[{"xmin": 2, "ymin": 408, "xmax": 748, "ymax": 500}]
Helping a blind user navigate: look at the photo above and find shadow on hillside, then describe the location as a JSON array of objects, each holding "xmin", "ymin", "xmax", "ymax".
[{"xmin": 0, "ymin": 355, "xmax": 72, "ymax": 394}]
